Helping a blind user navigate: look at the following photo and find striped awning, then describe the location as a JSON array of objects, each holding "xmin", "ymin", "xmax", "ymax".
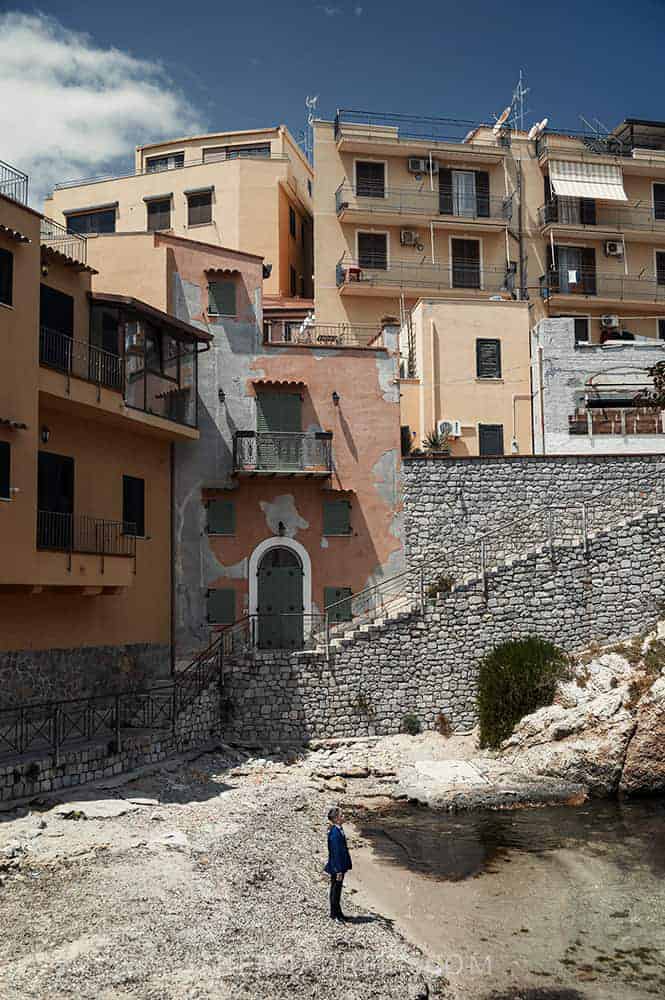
[{"xmin": 549, "ymin": 161, "xmax": 628, "ymax": 201}]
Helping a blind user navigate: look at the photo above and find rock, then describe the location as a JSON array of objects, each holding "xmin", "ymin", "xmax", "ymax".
[
  {"xmin": 125, "ymin": 797, "xmax": 159, "ymax": 806},
  {"xmin": 338, "ymin": 766, "xmax": 370, "ymax": 779},
  {"xmin": 53, "ymin": 799, "xmax": 139, "ymax": 820},
  {"xmin": 371, "ymin": 767, "xmax": 397, "ymax": 778},
  {"xmin": 621, "ymin": 677, "xmax": 665, "ymax": 794},
  {"xmin": 323, "ymin": 777, "xmax": 347, "ymax": 793},
  {"xmin": 155, "ymin": 830, "xmax": 189, "ymax": 850}
]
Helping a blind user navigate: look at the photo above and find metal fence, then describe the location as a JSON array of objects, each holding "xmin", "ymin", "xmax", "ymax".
[
  {"xmin": 40, "ymin": 216, "xmax": 87, "ymax": 266},
  {"xmin": 333, "ymin": 109, "xmax": 505, "ymax": 148},
  {"xmin": 0, "ymin": 159, "xmax": 28, "ymax": 205},
  {"xmin": 336, "ymin": 183, "xmax": 512, "ymax": 222},
  {"xmin": 541, "ymin": 269, "xmax": 665, "ymax": 302},
  {"xmin": 337, "ymin": 254, "xmax": 511, "ymax": 294},
  {"xmin": 40, "ymin": 326, "xmax": 124, "ymax": 390},
  {"xmin": 233, "ymin": 431, "xmax": 333, "ymax": 474},
  {"xmin": 539, "ymin": 200, "xmax": 665, "ymax": 232},
  {"xmin": 265, "ymin": 320, "xmax": 384, "ymax": 348},
  {"xmin": 53, "ymin": 153, "xmax": 290, "ymax": 191},
  {"xmin": 36, "ymin": 511, "xmax": 136, "ymax": 558}
]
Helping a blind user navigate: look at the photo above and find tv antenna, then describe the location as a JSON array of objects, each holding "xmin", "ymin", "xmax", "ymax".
[
  {"xmin": 509, "ymin": 70, "xmax": 530, "ymax": 132},
  {"xmin": 301, "ymin": 95, "xmax": 318, "ymax": 163}
]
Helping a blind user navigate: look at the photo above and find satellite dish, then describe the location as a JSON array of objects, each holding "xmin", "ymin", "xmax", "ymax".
[
  {"xmin": 463, "ymin": 128, "xmax": 476, "ymax": 143},
  {"xmin": 527, "ymin": 123, "xmax": 539, "ymax": 141},
  {"xmin": 535, "ymin": 117, "xmax": 549, "ymax": 138},
  {"xmin": 492, "ymin": 106, "xmax": 512, "ymax": 135}
]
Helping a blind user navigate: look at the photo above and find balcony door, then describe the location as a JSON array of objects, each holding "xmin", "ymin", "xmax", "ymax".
[
  {"xmin": 553, "ymin": 246, "xmax": 597, "ymax": 295},
  {"xmin": 257, "ymin": 547, "xmax": 304, "ymax": 650},
  {"xmin": 39, "ymin": 285, "xmax": 74, "ymax": 372},
  {"xmin": 256, "ymin": 392, "xmax": 302, "ymax": 470},
  {"xmin": 357, "ymin": 232, "xmax": 387, "ymax": 270},
  {"xmin": 451, "ymin": 238, "xmax": 481, "ymax": 289},
  {"xmin": 37, "ymin": 452, "xmax": 74, "ymax": 549}
]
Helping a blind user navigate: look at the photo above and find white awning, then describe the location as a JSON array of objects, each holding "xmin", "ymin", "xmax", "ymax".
[{"xmin": 549, "ymin": 160, "xmax": 628, "ymax": 201}]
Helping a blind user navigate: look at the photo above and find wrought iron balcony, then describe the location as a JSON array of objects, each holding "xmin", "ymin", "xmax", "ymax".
[
  {"xmin": 336, "ymin": 254, "xmax": 513, "ymax": 294},
  {"xmin": 333, "ymin": 109, "xmax": 508, "ymax": 149},
  {"xmin": 37, "ymin": 511, "xmax": 136, "ymax": 557},
  {"xmin": 336, "ymin": 183, "xmax": 512, "ymax": 223},
  {"xmin": 540, "ymin": 268, "xmax": 665, "ymax": 302},
  {"xmin": 539, "ymin": 200, "xmax": 665, "ymax": 233},
  {"xmin": 40, "ymin": 216, "xmax": 88, "ymax": 266},
  {"xmin": 264, "ymin": 319, "xmax": 385, "ymax": 348},
  {"xmin": 40, "ymin": 327, "xmax": 125, "ymax": 391},
  {"xmin": 233, "ymin": 431, "xmax": 333, "ymax": 476},
  {"xmin": 0, "ymin": 159, "xmax": 28, "ymax": 206}
]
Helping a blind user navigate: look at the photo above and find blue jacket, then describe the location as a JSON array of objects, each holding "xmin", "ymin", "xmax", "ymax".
[{"xmin": 325, "ymin": 824, "xmax": 352, "ymax": 875}]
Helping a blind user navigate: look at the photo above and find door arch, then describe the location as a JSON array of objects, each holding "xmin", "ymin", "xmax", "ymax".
[{"xmin": 249, "ymin": 537, "xmax": 313, "ymax": 647}]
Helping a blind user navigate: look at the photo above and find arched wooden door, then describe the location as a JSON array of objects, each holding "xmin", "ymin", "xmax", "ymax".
[{"xmin": 257, "ymin": 547, "xmax": 304, "ymax": 649}]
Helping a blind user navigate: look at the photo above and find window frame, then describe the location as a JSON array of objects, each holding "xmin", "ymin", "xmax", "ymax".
[
  {"xmin": 356, "ymin": 230, "xmax": 389, "ymax": 270},
  {"xmin": 145, "ymin": 152, "xmax": 184, "ymax": 174},
  {"xmin": 655, "ymin": 249, "xmax": 665, "ymax": 286},
  {"xmin": 475, "ymin": 338, "xmax": 502, "ymax": 379},
  {"xmin": 206, "ymin": 498, "xmax": 236, "ymax": 536},
  {"xmin": 146, "ymin": 197, "xmax": 172, "ymax": 233},
  {"xmin": 322, "ymin": 499, "xmax": 352, "ymax": 537},
  {"xmin": 653, "ymin": 181, "xmax": 665, "ymax": 222},
  {"xmin": 0, "ymin": 247, "xmax": 13, "ymax": 307},
  {"xmin": 289, "ymin": 206, "xmax": 296, "ymax": 239},
  {"xmin": 122, "ymin": 474, "xmax": 145, "ymax": 538},
  {"xmin": 478, "ymin": 423, "xmax": 505, "ymax": 457},
  {"xmin": 450, "ymin": 235, "xmax": 483, "ymax": 290},
  {"xmin": 66, "ymin": 208, "xmax": 117, "ymax": 235},
  {"xmin": 354, "ymin": 158, "xmax": 387, "ymax": 199},
  {"xmin": 186, "ymin": 190, "xmax": 213, "ymax": 227},
  {"xmin": 207, "ymin": 279, "xmax": 237, "ymax": 317},
  {"xmin": 206, "ymin": 587, "xmax": 236, "ymax": 625}
]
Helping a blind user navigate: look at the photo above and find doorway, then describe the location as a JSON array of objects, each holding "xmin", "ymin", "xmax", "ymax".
[
  {"xmin": 37, "ymin": 451, "xmax": 75, "ymax": 549},
  {"xmin": 256, "ymin": 546, "xmax": 304, "ymax": 650}
]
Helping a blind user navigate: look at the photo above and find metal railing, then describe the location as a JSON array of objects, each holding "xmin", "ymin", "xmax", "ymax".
[
  {"xmin": 536, "ymin": 129, "xmax": 665, "ymax": 160},
  {"xmin": 334, "ymin": 109, "xmax": 507, "ymax": 149},
  {"xmin": 37, "ymin": 511, "xmax": 136, "ymax": 558},
  {"xmin": 539, "ymin": 200, "xmax": 665, "ymax": 232},
  {"xmin": 265, "ymin": 320, "xmax": 384, "ymax": 348},
  {"xmin": 40, "ymin": 216, "xmax": 87, "ymax": 266},
  {"xmin": 336, "ymin": 183, "xmax": 512, "ymax": 222},
  {"xmin": 233, "ymin": 431, "xmax": 333, "ymax": 474},
  {"xmin": 216, "ymin": 613, "xmax": 327, "ymax": 654},
  {"xmin": 540, "ymin": 269, "xmax": 665, "ymax": 302},
  {"xmin": 39, "ymin": 326, "xmax": 124, "ymax": 390},
  {"xmin": 569, "ymin": 408, "xmax": 665, "ymax": 436},
  {"xmin": 0, "ymin": 635, "xmax": 222, "ymax": 763},
  {"xmin": 337, "ymin": 254, "xmax": 512, "ymax": 294},
  {"xmin": 53, "ymin": 153, "xmax": 290, "ymax": 191},
  {"xmin": 0, "ymin": 159, "xmax": 28, "ymax": 205}
]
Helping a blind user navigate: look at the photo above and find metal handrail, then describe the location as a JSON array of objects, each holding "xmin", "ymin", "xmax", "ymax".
[
  {"xmin": 40, "ymin": 216, "xmax": 87, "ymax": 265},
  {"xmin": 539, "ymin": 200, "xmax": 665, "ymax": 232},
  {"xmin": 53, "ymin": 153, "xmax": 290, "ymax": 191},
  {"xmin": 0, "ymin": 159, "xmax": 28, "ymax": 206},
  {"xmin": 36, "ymin": 510, "xmax": 136, "ymax": 558},
  {"xmin": 334, "ymin": 109, "xmax": 507, "ymax": 148},
  {"xmin": 541, "ymin": 268, "xmax": 665, "ymax": 302},
  {"xmin": 265, "ymin": 320, "xmax": 384, "ymax": 349},
  {"xmin": 336, "ymin": 253, "xmax": 511, "ymax": 292},
  {"xmin": 336, "ymin": 182, "xmax": 512, "ymax": 221},
  {"xmin": 233, "ymin": 431, "xmax": 333, "ymax": 474},
  {"xmin": 39, "ymin": 326, "xmax": 125, "ymax": 391}
]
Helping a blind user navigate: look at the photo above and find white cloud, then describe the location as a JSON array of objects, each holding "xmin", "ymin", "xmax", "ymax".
[
  {"xmin": 0, "ymin": 12, "xmax": 205, "ymax": 206},
  {"xmin": 354, "ymin": 5, "xmax": 363, "ymax": 14},
  {"xmin": 319, "ymin": 5, "xmax": 342, "ymax": 15}
]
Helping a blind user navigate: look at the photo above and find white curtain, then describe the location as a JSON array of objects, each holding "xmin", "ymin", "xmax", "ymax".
[{"xmin": 452, "ymin": 171, "xmax": 476, "ymax": 217}]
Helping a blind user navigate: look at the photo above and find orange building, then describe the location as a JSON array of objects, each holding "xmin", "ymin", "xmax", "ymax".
[{"xmin": 0, "ymin": 164, "xmax": 210, "ymax": 705}]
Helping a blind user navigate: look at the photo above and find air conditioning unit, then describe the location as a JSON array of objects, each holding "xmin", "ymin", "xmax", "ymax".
[
  {"xmin": 400, "ymin": 229, "xmax": 419, "ymax": 247},
  {"xmin": 604, "ymin": 240, "xmax": 624, "ymax": 257},
  {"xmin": 437, "ymin": 419, "xmax": 462, "ymax": 439},
  {"xmin": 600, "ymin": 314, "xmax": 620, "ymax": 329},
  {"xmin": 407, "ymin": 157, "xmax": 428, "ymax": 174}
]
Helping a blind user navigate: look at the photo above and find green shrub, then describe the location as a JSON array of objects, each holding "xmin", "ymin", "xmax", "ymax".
[
  {"xmin": 401, "ymin": 713, "xmax": 422, "ymax": 735},
  {"xmin": 477, "ymin": 636, "xmax": 569, "ymax": 749}
]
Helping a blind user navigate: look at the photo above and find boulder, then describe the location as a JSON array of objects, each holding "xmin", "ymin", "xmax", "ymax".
[{"xmin": 620, "ymin": 677, "xmax": 665, "ymax": 795}]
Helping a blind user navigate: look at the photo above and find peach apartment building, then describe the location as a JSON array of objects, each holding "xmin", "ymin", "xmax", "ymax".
[
  {"xmin": 44, "ymin": 126, "xmax": 313, "ymax": 303},
  {"xmin": 0, "ymin": 161, "xmax": 210, "ymax": 706}
]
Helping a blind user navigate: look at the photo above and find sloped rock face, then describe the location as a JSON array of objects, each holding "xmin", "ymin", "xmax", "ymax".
[{"xmin": 620, "ymin": 676, "xmax": 665, "ymax": 795}]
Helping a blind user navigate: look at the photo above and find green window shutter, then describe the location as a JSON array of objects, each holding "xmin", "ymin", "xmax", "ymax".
[
  {"xmin": 476, "ymin": 339, "xmax": 501, "ymax": 379},
  {"xmin": 206, "ymin": 499, "xmax": 235, "ymax": 535},
  {"xmin": 207, "ymin": 588, "xmax": 235, "ymax": 624},
  {"xmin": 324, "ymin": 586, "xmax": 353, "ymax": 622},
  {"xmin": 208, "ymin": 280, "xmax": 237, "ymax": 316},
  {"xmin": 479, "ymin": 424, "xmax": 504, "ymax": 457},
  {"xmin": 323, "ymin": 500, "xmax": 351, "ymax": 535},
  {"xmin": 256, "ymin": 392, "xmax": 301, "ymax": 432}
]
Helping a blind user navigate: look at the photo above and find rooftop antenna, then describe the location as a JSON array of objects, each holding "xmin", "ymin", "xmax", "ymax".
[
  {"xmin": 509, "ymin": 70, "xmax": 530, "ymax": 132},
  {"xmin": 303, "ymin": 95, "xmax": 318, "ymax": 164}
]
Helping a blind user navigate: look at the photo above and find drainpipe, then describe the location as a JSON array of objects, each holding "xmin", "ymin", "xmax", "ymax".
[
  {"xmin": 518, "ymin": 159, "xmax": 527, "ymax": 300},
  {"xmin": 511, "ymin": 394, "xmax": 531, "ymax": 453},
  {"xmin": 169, "ymin": 441, "xmax": 175, "ymax": 677}
]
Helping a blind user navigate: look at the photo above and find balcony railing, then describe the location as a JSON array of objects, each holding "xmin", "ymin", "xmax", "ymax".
[
  {"xmin": 333, "ymin": 109, "xmax": 508, "ymax": 149},
  {"xmin": 540, "ymin": 269, "xmax": 665, "ymax": 302},
  {"xmin": 569, "ymin": 407, "xmax": 665, "ymax": 436},
  {"xmin": 336, "ymin": 183, "xmax": 512, "ymax": 223},
  {"xmin": 53, "ymin": 153, "xmax": 290, "ymax": 191},
  {"xmin": 264, "ymin": 320, "xmax": 385, "ymax": 348},
  {"xmin": 539, "ymin": 200, "xmax": 665, "ymax": 232},
  {"xmin": 40, "ymin": 216, "xmax": 88, "ymax": 266},
  {"xmin": 336, "ymin": 254, "xmax": 513, "ymax": 294},
  {"xmin": 40, "ymin": 327, "xmax": 124, "ymax": 391},
  {"xmin": 37, "ymin": 511, "xmax": 136, "ymax": 558},
  {"xmin": 0, "ymin": 159, "xmax": 28, "ymax": 206},
  {"xmin": 233, "ymin": 431, "xmax": 333, "ymax": 475}
]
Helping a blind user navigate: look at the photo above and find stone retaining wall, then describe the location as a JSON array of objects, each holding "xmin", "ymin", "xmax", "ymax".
[
  {"xmin": 222, "ymin": 507, "xmax": 665, "ymax": 741},
  {"xmin": 0, "ymin": 681, "xmax": 220, "ymax": 804}
]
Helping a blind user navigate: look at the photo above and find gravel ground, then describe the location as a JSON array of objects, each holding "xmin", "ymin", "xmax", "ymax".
[{"xmin": 0, "ymin": 738, "xmax": 454, "ymax": 1000}]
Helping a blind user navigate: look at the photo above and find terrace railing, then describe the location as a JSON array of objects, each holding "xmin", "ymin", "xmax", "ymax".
[
  {"xmin": 540, "ymin": 268, "xmax": 665, "ymax": 302},
  {"xmin": 539, "ymin": 200, "xmax": 665, "ymax": 232},
  {"xmin": 336, "ymin": 183, "xmax": 512, "ymax": 223},
  {"xmin": 265, "ymin": 320, "xmax": 384, "ymax": 348},
  {"xmin": 40, "ymin": 216, "xmax": 87, "ymax": 266},
  {"xmin": 39, "ymin": 326, "xmax": 124, "ymax": 391},
  {"xmin": 36, "ymin": 511, "xmax": 136, "ymax": 559},
  {"xmin": 0, "ymin": 159, "xmax": 28, "ymax": 206},
  {"xmin": 233, "ymin": 431, "xmax": 333, "ymax": 474},
  {"xmin": 53, "ymin": 153, "xmax": 290, "ymax": 191},
  {"xmin": 216, "ymin": 613, "xmax": 328, "ymax": 655},
  {"xmin": 337, "ymin": 254, "xmax": 512, "ymax": 294},
  {"xmin": 333, "ymin": 109, "xmax": 507, "ymax": 149}
]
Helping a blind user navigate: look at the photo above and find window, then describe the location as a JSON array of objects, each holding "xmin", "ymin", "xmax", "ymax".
[
  {"xmin": 67, "ymin": 209, "xmax": 116, "ymax": 235},
  {"xmin": 356, "ymin": 161, "xmax": 385, "ymax": 198},
  {"xmin": 146, "ymin": 198, "xmax": 171, "ymax": 232},
  {"xmin": 440, "ymin": 170, "xmax": 489, "ymax": 218},
  {"xmin": 358, "ymin": 232, "xmax": 387, "ymax": 270},
  {"xmin": 290, "ymin": 266, "xmax": 297, "ymax": 297},
  {"xmin": 324, "ymin": 586, "xmax": 353, "ymax": 622},
  {"xmin": 40, "ymin": 284, "xmax": 74, "ymax": 336},
  {"xmin": 207, "ymin": 588, "xmax": 236, "ymax": 625},
  {"xmin": 206, "ymin": 499, "xmax": 235, "ymax": 535},
  {"xmin": 657, "ymin": 252, "xmax": 665, "ymax": 286},
  {"xmin": 187, "ymin": 191, "xmax": 212, "ymax": 226},
  {"xmin": 208, "ymin": 279, "xmax": 237, "ymax": 316},
  {"xmin": 122, "ymin": 475, "xmax": 145, "ymax": 537},
  {"xmin": 202, "ymin": 144, "xmax": 270, "ymax": 163},
  {"xmin": 323, "ymin": 500, "xmax": 352, "ymax": 536},
  {"xmin": 0, "ymin": 441, "xmax": 9, "ymax": 500},
  {"xmin": 479, "ymin": 424, "xmax": 504, "ymax": 457},
  {"xmin": 476, "ymin": 339, "xmax": 502, "ymax": 379},
  {"xmin": 654, "ymin": 184, "xmax": 665, "ymax": 221},
  {"xmin": 549, "ymin": 245, "xmax": 596, "ymax": 295},
  {"xmin": 307, "ymin": 179, "xmax": 313, "ymax": 197},
  {"xmin": 451, "ymin": 238, "xmax": 481, "ymax": 289},
  {"xmin": 146, "ymin": 152, "xmax": 184, "ymax": 173},
  {"xmin": 557, "ymin": 315, "xmax": 590, "ymax": 344},
  {"xmin": 659, "ymin": 319, "xmax": 665, "ymax": 341},
  {"xmin": 289, "ymin": 206, "xmax": 296, "ymax": 238},
  {"xmin": 0, "ymin": 248, "xmax": 13, "ymax": 307}
]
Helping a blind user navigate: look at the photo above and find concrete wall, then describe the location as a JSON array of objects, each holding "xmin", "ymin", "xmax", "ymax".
[{"xmin": 531, "ymin": 316, "xmax": 665, "ymax": 454}]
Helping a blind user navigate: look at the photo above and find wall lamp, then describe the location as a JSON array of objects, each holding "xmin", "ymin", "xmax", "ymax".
[
  {"xmin": 218, "ymin": 388, "xmax": 226, "ymax": 404},
  {"xmin": 40, "ymin": 426, "xmax": 50, "ymax": 444},
  {"xmin": 332, "ymin": 391, "xmax": 340, "ymax": 406}
]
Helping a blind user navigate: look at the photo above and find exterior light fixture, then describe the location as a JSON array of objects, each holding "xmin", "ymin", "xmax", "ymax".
[
  {"xmin": 278, "ymin": 520, "xmax": 286, "ymax": 536},
  {"xmin": 218, "ymin": 388, "xmax": 225, "ymax": 404},
  {"xmin": 332, "ymin": 391, "xmax": 340, "ymax": 406},
  {"xmin": 40, "ymin": 426, "xmax": 50, "ymax": 444}
]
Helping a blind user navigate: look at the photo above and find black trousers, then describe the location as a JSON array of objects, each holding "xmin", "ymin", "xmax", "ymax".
[{"xmin": 329, "ymin": 873, "xmax": 344, "ymax": 916}]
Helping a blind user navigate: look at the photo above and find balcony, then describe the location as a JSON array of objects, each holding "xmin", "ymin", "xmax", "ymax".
[
  {"xmin": 336, "ymin": 254, "xmax": 513, "ymax": 297},
  {"xmin": 0, "ymin": 159, "xmax": 28, "ymax": 206},
  {"xmin": 569, "ymin": 407, "xmax": 665, "ymax": 437},
  {"xmin": 540, "ymin": 269, "xmax": 665, "ymax": 304},
  {"xmin": 264, "ymin": 319, "xmax": 385, "ymax": 349},
  {"xmin": 37, "ymin": 511, "xmax": 136, "ymax": 558},
  {"xmin": 336, "ymin": 183, "xmax": 512, "ymax": 229},
  {"xmin": 40, "ymin": 216, "xmax": 88, "ymax": 268},
  {"xmin": 539, "ymin": 200, "xmax": 665, "ymax": 241},
  {"xmin": 40, "ymin": 327, "xmax": 124, "ymax": 391},
  {"xmin": 233, "ymin": 431, "xmax": 333, "ymax": 476}
]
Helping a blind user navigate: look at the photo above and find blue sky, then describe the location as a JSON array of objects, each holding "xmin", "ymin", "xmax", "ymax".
[{"xmin": 2, "ymin": 2, "xmax": 665, "ymax": 199}]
